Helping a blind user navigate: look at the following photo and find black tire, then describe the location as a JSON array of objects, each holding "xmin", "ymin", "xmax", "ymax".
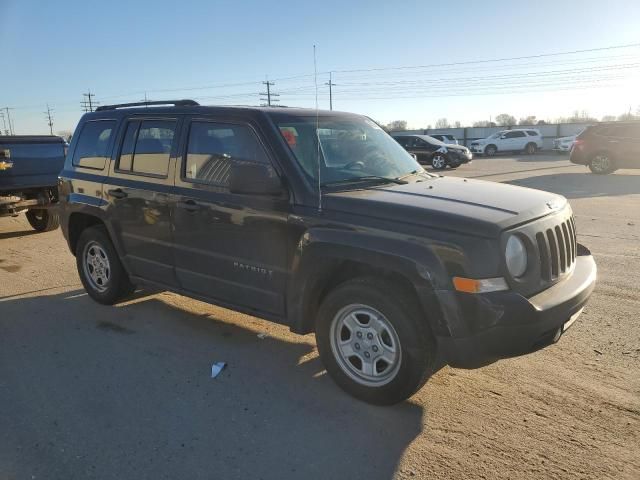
[
  {"xmin": 315, "ymin": 277, "xmax": 437, "ymax": 405},
  {"xmin": 25, "ymin": 209, "xmax": 60, "ymax": 232},
  {"xmin": 524, "ymin": 143, "xmax": 537, "ymax": 155},
  {"xmin": 75, "ymin": 225, "xmax": 135, "ymax": 305},
  {"xmin": 484, "ymin": 145, "xmax": 497, "ymax": 157},
  {"xmin": 589, "ymin": 152, "xmax": 615, "ymax": 174}
]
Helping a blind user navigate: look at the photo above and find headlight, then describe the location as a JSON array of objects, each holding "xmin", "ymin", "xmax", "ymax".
[
  {"xmin": 436, "ymin": 146, "xmax": 447, "ymax": 153},
  {"xmin": 505, "ymin": 235, "xmax": 527, "ymax": 278}
]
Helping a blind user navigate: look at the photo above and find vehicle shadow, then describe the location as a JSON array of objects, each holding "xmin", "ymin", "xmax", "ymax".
[
  {"xmin": 506, "ymin": 172, "xmax": 640, "ymax": 199},
  {"xmin": 0, "ymin": 290, "xmax": 424, "ymax": 480},
  {"xmin": 0, "ymin": 229, "xmax": 40, "ymax": 240}
]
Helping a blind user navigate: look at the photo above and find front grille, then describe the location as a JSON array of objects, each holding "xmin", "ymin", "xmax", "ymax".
[{"xmin": 535, "ymin": 216, "xmax": 577, "ymax": 281}]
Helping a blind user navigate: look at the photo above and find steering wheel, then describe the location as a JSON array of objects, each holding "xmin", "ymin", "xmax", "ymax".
[{"xmin": 343, "ymin": 160, "xmax": 365, "ymax": 170}]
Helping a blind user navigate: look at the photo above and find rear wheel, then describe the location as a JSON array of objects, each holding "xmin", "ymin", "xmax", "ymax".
[
  {"xmin": 484, "ymin": 145, "xmax": 497, "ymax": 157},
  {"xmin": 76, "ymin": 225, "xmax": 135, "ymax": 305},
  {"xmin": 589, "ymin": 152, "xmax": 615, "ymax": 174},
  {"xmin": 25, "ymin": 208, "xmax": 60, "ymax": 232},
  {"xmin": 525, "ymin": 143, "xmax": 537, "ymax": 155},
  {"xmin": 431, "ymin": 154, "xmax": 447, "ymax": 170},
  {"xmin": 315, "ymin": 277, "xmax": 437, "ymax": 405}
]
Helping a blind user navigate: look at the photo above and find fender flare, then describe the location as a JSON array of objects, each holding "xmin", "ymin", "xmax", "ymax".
[{"xmin": 287, "ymin": 228, "xmax": 452, "ymax": 335}]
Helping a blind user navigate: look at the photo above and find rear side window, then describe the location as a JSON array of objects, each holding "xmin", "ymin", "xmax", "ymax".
[
  {"xmin": 117, "ymin": 119, "xmax": 176, "ymax": 177},
  {"xmin": 185, "ymin": 121, "xmax": 269, "ymax": 186},
  {"xmin": 526, "ymin": 130, "xmax": 539, "ymax": 136},
  {"xmin": 72, "ymin": 120, "xmax": 116, "ymax": 169}
]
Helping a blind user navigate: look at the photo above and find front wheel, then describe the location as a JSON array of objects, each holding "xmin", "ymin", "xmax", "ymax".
[
  {"xmin": 316, "ymin": 277, "xmax": 437, "ymax": 405},
  {"xmin": 484, "ymin": 145, "xmax": 497, "ymax": 157},
  {"xmin": 25, "ymin": 209, "xmax": 59, "ymax": 232},
  {"xmin": 431, "ymin": 154, "xmax": 447, "ymax": 170},
  {"xmin": 76, "ymin": 225, "xmax": 135, "ymax": 305}
]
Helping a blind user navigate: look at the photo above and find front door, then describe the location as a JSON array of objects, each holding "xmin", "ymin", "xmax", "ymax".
[
  {"xmin": 503, "ymin": 130, "xmax": 526, "ymax": 151},
  {"xmin": 104, "ymin": 117, "xmax": 180, "ymax": 286},
  {"xmin": 171, "ymin": 117, "xmax": 290, "ymax": 316}
]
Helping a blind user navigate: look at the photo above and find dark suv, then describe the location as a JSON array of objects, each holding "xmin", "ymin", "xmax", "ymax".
[
  {"xmin": 570, "ymin": 121, "xmax": 640, "ymax": 174},
  {"xmin": 59, "ymin": 100, "xmax": 596, "ymax": 405},
  {"xmin": 392, "ymin": 134, "xmax": 472, "ymax": 170}
]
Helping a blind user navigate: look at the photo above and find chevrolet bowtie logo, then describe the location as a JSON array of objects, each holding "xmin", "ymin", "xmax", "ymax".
[{"xmin": 0, "ymin": 161, "xmax": 14, "ymax": 171}]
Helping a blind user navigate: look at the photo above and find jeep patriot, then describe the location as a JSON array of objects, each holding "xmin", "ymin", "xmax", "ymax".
[{"xmin": 59, "ymin": 100, "xmax": 596, "ymax": 404}]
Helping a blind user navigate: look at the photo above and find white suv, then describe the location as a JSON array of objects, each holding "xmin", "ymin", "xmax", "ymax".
[{"xmin": 470, "ymin": 129, "xmax": 542, "ymax": 156}]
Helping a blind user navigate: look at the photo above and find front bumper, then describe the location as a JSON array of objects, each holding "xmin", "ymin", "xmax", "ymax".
[
  {"xmin": 470, "ymin": 145, "xmax": 485, "ymax": 154},
  {"xmin": 437, "ymin": 253, "xmax": 596, "ymax": 368},
  {"xmin": 553, "ymin": 144, "xmax": 572, "ymax": 152}
]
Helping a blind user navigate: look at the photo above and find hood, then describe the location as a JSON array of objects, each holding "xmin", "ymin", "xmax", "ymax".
[
  {"xmin": 323, "ymin": 176, "xmax": 566, "ymax": 238},
  {"xmin": 444, "ymin": 143, "xmax": 468, "ymax": 151}
]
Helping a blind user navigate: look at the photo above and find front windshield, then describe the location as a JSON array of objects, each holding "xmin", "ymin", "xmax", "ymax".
[{"xmin": 273, "ymin": 115, "xmax": 425, "ymax": 186}]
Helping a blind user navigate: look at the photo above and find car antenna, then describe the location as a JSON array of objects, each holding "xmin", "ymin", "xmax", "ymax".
[{"xmin": 314, "ymin": 44, "xmax": 322, "ymax": 212}]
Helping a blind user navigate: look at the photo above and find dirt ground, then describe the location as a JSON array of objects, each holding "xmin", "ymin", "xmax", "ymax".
[{"xmin": 1, "ymin": 154, "xmax": 638, "ymax": 480}]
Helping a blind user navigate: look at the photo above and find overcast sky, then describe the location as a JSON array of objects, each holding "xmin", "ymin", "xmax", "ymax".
[{"xmin": 2, "ymin": 0, "xmax": 639, "ymax": 134}]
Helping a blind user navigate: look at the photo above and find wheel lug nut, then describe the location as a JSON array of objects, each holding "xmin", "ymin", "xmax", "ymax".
[
  {"xmin": 356, "ymin": 332, "xmax": 363, "ymax": 338},
  {"xmin": 354, "ymin": 343, "xmax": 360, "ymax": 350},
  {"xmin": 372, "ymin": 346, "xmax": 378, "ymax": 352},
  {"xmin": 367, "ymin": 333, "xmax": 373, "ymax": 340},
  {"xmin": 364, "ymin": 351, "xmax": 370, "ymax": 358}
]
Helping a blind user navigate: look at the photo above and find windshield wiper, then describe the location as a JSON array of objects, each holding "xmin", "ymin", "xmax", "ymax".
[{"xmin": 321, "ymin": 175, "xmax": 408, "ymax": 188}]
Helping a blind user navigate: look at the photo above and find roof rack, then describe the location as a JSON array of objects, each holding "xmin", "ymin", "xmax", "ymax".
[{"xmin": 95, "ymin": 99, "xmax": 199, "ymax": 111}]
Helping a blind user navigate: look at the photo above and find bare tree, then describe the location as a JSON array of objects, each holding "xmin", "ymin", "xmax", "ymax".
[
  {"xmin": 495, "ymin": 113, "xmax": 517, "ymax": 126},
  {"xmin": 56, "ymin": 130, "xmax": 73, "ymax": 141},
  {"xmin": 601, "ymin": 115, "xmax": 616, "ymax": 122},
  {"xmin": 435, "ymin": 118, "xmax": 450, "ymax": 129},
  {"xmin": 472, "ymin": 120, "xmax": 495, "ymax": 127},
  {"xmin": 454, "ymin": 121, "xmax": 461, "ymax": 128},
  {"xmin": 518, "ymin": 116, "xmax": 537, "ymax": 125},
  {"xmin": 386, "ymin": 120, "xmax": 407, "ymax": 132}
]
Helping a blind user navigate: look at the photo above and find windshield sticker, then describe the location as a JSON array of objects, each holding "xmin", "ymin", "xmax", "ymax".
[{"xmin": 279, "ymin": 127, "xmax": 298, "ymax": 147}]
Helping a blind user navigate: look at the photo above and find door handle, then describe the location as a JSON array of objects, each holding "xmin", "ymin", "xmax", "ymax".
[
  {"xmin": 107, "ymin": 188, "xmax": 128, "ymax": 199},
  {"xmin": 176, "ymin": 199, "xmax": 200, "ymax": 212}
]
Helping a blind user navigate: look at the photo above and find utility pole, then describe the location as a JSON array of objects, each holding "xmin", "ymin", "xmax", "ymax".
[
  {"xmin": 260, "ymin": 80, "xmax": 279, "ymax": 107},
  {"xmin": 140, "ymin": 92, "xmax": 151, "ymax": 105},
  {"xmin": 81, "ymin": 90, "xmax": 99, "ymax": 112},
  {"xmin": 2, "ymin": 107, "xmax": 15, "ymax": 135},
  {"xmin": 325, "ymin": 72, "xmax": 336, "ymax": 111},
  {"xmin": 44, "ymin": 104, "xmax": 54, "ymax": 135},
  {"xmin": 0, "ymin": 112, "xmax": 7, "ymax": 135}
]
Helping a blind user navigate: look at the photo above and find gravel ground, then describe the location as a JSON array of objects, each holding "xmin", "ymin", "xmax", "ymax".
[{"xmin": 1, "ymin": 154, "xmax": 638, "ymax": 480}]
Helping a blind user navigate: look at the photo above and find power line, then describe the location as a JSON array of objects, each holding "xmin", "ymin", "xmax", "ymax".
[
  {"xmin": 44, "ymin": 104, "xmax": 54, "ymax": 135},
  {"xmin": 329, "ymin": 42, "xmax": 640, "ymax": 75}
]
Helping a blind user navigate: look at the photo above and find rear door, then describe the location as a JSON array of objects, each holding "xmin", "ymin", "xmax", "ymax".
[
  {"xmin": 104, "ymin": 116, "xmax": 181, "ymax": 286},
  {"xmin": 171, "ymin": 116, "xmax": 290, "ymax": 316},
  {"xmin": 503, "ymin": 130, "xmax": 526, "ymax": 151},
  {"xmin": 611, "ymin": 124, "xmax": 640, "ymax": 168}
]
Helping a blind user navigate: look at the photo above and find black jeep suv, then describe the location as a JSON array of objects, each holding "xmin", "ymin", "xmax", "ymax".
[{"xmin": 59, "ymin": 100, "xmax": 596, "ymax": 405}]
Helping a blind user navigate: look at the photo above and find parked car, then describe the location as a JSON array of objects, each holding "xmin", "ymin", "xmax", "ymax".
[
  {"xmin": 59, "ymin": 100, "xmax": 596, "ymax": 405},
  {"xmin": 0, "ymin": 135, "xmax": 65, "ymax": 231},
  {"xmin": 470, "ymin": 129, "xmax": 542, "ymax": 156},
  {"xmin": 570, "ymin": 122, "xmax": 640, "ymax": 174},
  {"xmin": 429, "ymin": 133, "xmax": 458, "ymax": 145},
  {"xmin": 393, "ymin": 134, "xmax": 472, "ymax": 169},
  {"xmin": 553, "ymin": 134, "xmax": 577, "ymax": 154}
]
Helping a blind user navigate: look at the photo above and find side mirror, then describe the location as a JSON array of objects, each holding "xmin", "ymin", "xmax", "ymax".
[{"xmin": 229, "ymin": 159, "xmax": 284, "ymax": 196}]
